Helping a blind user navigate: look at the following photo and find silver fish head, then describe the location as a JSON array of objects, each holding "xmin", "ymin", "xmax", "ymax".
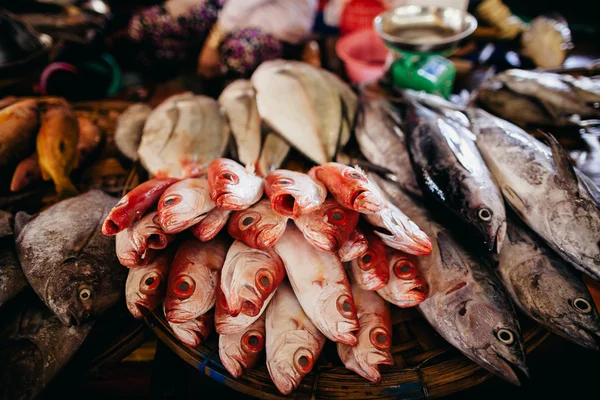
[
  {"xmin": 46, "ymin": 260, "xmax": 123, "ymax": 326},
  {"xmin": 467, "ymin": 193, "xmax": 507, "ymax": 253},
  {"xmin": 158, "ymin": 179, "xmax": 214, "ymax": 234},
  {"xmin": 267, "ymin": 329, "xmax": 321, "ymax": 395},
  {"xmin": 315, "ymin": 284, "xmax": 359, "ymax": 345}
]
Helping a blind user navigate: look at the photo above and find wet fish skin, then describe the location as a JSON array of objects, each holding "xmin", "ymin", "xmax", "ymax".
[
  {"xmin": 218, "ymin": 80, "xmax": 262, "ymax": 166},
  {"xmin": 130, "ymin": 211, "xmax": 174, "ymax": 259},
  {"xmin": 165, "ymin": 239, "xmax": 228, "ymax": 323},
  {"xmin": 102, "ymin": 177, "xmax": 179, "ymax": 236},
  {"xmin": 338, "ymin": 228, "xmax": 369, "ymax": 262},
  {"xmin": 476, "ymin": 85, "xmax": 554, "ymax": 126},
  {"xmin": 157, "ymin": 178, "xmax": 216, "ymax": 234},
  {"xmin": 221, "ymin": 241, "xmax": 285, "ymax": 317},
  {"xmin": 15, "ymin": 190, "xmax": 127, "ymax": 326},
  {"xmin": 309, "ymin": 162, "xmax": 386, "ymax": 214},
  {"xmin": 405, "ymin": 102, "xmax": 507, "ymax": 253},
  {"xmin": 138, "ymin": 94, "xmax": 230, "ymax": 178},
  {"xmin": 207, "ymin": 158, "xmax": 264, "ymax": 210},
  {"xmin": 376, "ymin": 249, "xmax": 427, "ymax": 308},
  {"xmin": 219, "ymin": 313, "xmax": 265, "ymax": 378},
  {"xmin": 265, "ymin": 281, "xmax": 326, "ymax": 395},
  {"xmin": 0, "ymin": 99, "xmax": 38, "ymax": 170},
  {"xmin": 125, "ymin": 250, "xmax": 173, "ymax": 318},
  {"xmin": 0, "ymin": 96, "xmax": 17, "ymax": 109},
  {"xmin": 0, "ymin": 294, "xmax": 92, "ymax": 400},
  {"xmin": 190, "ymin": 207, "xmax": 232, "ymax": 242},
  {"xmin": 265, "ymin": 169, "xmax": 327, "ymax": 218},
  {"xmin": 168, "ymin": 309, "xmax": 214, "ymax": 348},
  {"xmin": 227, "ymin": 198, "xmax": 288, "ymax": 250},
  {"xmin": 355, "ymin": 92, "xmax": 422, "ymax": 197},
  {"xmin": 215, "ymin": 285, "xmax": 275, "ymax": 335},
  {"xmin": 0, "ymin": 212, "xmax": 27, "ymax": 308},
  {"xmin": 37, "ymin": 99, "xmax": 79, "ymax": 198},
  {"xmin": 10, "ymin": 154, "xmax": 41, "ymax": 193},
  {"xmin": 274, "ymin": 223, "xmax": 359, "ymax": 345},
  {"xmin": 337, "ymin": 279, "xmax": 393, "ymax": 383},
  {"xmin": 116, "ymin": 228, "xmax": 157, "ymax": 268},
  {"xmin": 256, "ymin": 133, "xmax": 291, "ymax": 177},
  {"xmin": 373, "ymin": 174, "xmax": 528, "ymax": 385},
  {"xmin": 0, "ymin": 211, "xmax": 12, "ymax": 238},
  {"xmin": 294, "ymin": 198, "xmax": 359, "ymax": 252},
  {"xmin": 115, "ymin": 103, "xmax": 152, "ymax": 161},
  {"xmin": 499, "ymin": 219, "xmax": 600, "ymax": 350},
  {"xmin": 348, "ymin": 232, "xmax": 389, "ymax": 291},
  {"xmin": 470, "ymin": 108, "xmax": 600, "ymax": 281}
]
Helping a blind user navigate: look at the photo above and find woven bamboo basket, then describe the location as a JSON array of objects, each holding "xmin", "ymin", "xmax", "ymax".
[{"xmin": 145, "ymin": 307, "xmax": 548, "ymax": 399}]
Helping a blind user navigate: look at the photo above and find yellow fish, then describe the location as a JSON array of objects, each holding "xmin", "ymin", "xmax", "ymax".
[
  {"xmin": 36, "ymin": 99, "xmax": 79, "ymax": 198},
  {"xmin": 0, "ymin": 99, "xmax": 39, "ymax": 169}
]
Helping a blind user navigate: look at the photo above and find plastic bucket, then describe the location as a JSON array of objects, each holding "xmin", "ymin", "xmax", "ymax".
[{"xmin": 335, "ymin": 28, "xmax": 389, "ymax": 83}]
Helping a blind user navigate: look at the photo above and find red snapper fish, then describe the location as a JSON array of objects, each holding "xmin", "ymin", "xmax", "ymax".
[
  {"xmin": 168, "ymin": 309, "xmax": 214, "ymax": 347},
  {"xmin": 115, "ymin": 229, "xmax": 157, "ymax": 267},
  {"xmin": 293, "ymin": 198, "xmax": 359, "ymax": 252},
  {"xmin": 266, "ymin": 281, "xmax": 326, "ymax": 395},
  {"xmin": 190, "ymin": 207, "xmax": 232, "ymax": 242},
  {"xmin": 339, "ymin": 228, "xmax": 369, "ymax": 262},
  {"xmin": 265, "ymin": 169, "xmax": 327, "ymax": 218},
  {"xmin": 377, "ymin": 250, "xmax": 427, "ymax": 308},
  {"xmin": 125, "ymin": 251, "xmax": 173, "ymax": 318},
  {"xmin": 215, "ymin": 286, "xmax": 275, "ymax": 335},
  {"xmin": 337, "ymin": 279, "xmax": 393, "ymax": 383},
  {"xmin": 274, "ymin": 223, "xmax": 359, "ymax": 345},
  {"xmin": 219, "ymin": 313, "xmax": 265, "ymax": 378},
  {"xmin": 309, "ymin": 163, "xmax": 385, "ymax": 214},
  {"xmin": 348, "ymin": 232, "xmax": 390, "ymax": 291},
  {"xmin": 164, "ymin": 239, "xmax": 228, "ymax": 322},
  {"xmin": 221, "ymin": 241, "xmax": 285, "ymax": 317},
  {"xmin": 207, "ymin": 158, "xmax": 264, "ymax": 210},
  {"xmin": 227, "ymin": 199, "xmax": 288, "ymax": 250},
  {"xmin": 130, "ymin": 211, "xmax": 174, "ymax": 259},
  {"xmin": 157, "ymin": 178, "xmax": 216, "ymax": 234},
  {"xmin": 102, "ymin": 178, "xmax": 178, "ymax": 235}
]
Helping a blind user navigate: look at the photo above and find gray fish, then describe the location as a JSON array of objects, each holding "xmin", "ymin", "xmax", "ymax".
[
  {"xmin": 355, "ymin": 92, "xmax": 422, "ymax": 197},
  {"xmin": 499, "ymin": 218, "xmax": 600, "ymax": 350},
  {"xmin": 405, "ymin": 102, "xmax": 507, "ymax": 253},
  {"xmin": 470, "ymin": 108, "xmax": 600, "ymax": 281},
  {"xmin": 114, "ymin": 103, "xmax": 152, "ymax": 161},
  {"xmin": 15, "ymin": 190, "xmax": 127, "ymax": 326},
  {"xmin": 371, "ymin": 174, "xmax": 528, "ymax": 385},
  {"xmin": 1, "ymin": 212, "xmax": 27, "ymax": 308},
  {"xmin": 0, "ymin": 293, "xmax": 92, "ymax": 400},
  {"xmin": 573, "ymin": 134, "xmax": 600, "ymax": 189}
]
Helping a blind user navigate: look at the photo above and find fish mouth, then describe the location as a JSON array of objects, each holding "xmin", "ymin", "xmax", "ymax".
[
  {"xmin": 491, "ymin": 353, "xmax": 529, "ymax": 386},
  {"xmin": 271, "ymin": 193, "xmax": 296, "ymax": 217},
  {"xmin": 215, "ymin": 192, "xmax": 244, "ymax": 210},
  {"xmin": 102, "ymin": 219, "xmax": 120, "ymax": 236},
  {"xmin": 372, "ymin": 226, "xmax": 432, "ymax": 256},
  {"xmin": 256, "ymin": 224, "xmax": 285, "ymax": 249},
  {"xmin": 310, "ymin": 231, "xmax": 340, "ymax": 252},
  {"xmin": 335, "ymin": 321, "xmax": 359, "ymax": 345},
  {"xmin": 227, "ymin": 285, "xmax": 262, "ymax": 317},
  {"xmin": 560, "ymin": 323, "xmax": 600, "ymax": 350},
  {"xmin": 352, "ymin": 190, "xmax": 384, "ymax": 213},
  {"xmin": 146, "ymin": 232, "xmax": 169, "ymax": 250},
  {"xmin": 127, "ymin": 301, "xmax": 151, "ymax": 319},
  {"xmin": 270, "ymin": 364, "xmax": 299, "ymax": 395},
  {"xmin": 489, "ymin": 221, "xmax": 507, "ymax": 254},
  {"xmin": 220, "ymin": 353, "xmax": 244, "ymax": 378}
]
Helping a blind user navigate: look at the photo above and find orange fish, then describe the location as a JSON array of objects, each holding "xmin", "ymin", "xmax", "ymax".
[{"xmin": 0, "ymin": 99, "xmax": 39, "ymax": 170}]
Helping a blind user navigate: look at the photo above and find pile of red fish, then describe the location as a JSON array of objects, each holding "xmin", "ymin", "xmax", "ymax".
[{"xmin": 102, "ymin": 158, "xmax": 433, "ymax": 394}]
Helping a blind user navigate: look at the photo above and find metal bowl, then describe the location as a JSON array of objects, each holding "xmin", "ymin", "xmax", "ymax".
[{"xmin": 374, "ymin": 5, "xmax": 477, "ymax": 54}]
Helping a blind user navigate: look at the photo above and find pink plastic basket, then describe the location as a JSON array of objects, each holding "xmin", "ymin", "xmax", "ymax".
[{"xmin": 335, "ymin": 28, "xmax": 389, "ymax": 83}]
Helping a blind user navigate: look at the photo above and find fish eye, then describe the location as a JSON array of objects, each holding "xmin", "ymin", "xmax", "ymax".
[
  {"xmin": 326, "ymin": 208, "xmax": 348, "ymax": 225},
  {"xmin": 496, "ymin": 328, "xmax": 515, "ymax": 345},
  {"xmin": 276, "ymin": 178, "xmax": 293, "ymax": 185},
  {"xmin": 293, "ymin": 349, "xmax": 313, "ymax": 372},
  {"xmin": 162, "ymin": 195, "xmax": 181, "ymax": 207},
  {"xmin": 256, "ymin": 269, "xmax": 274, "ymax": 293},
  {"xmin": 219, "ymin": 172, "xmax": 239, "ymax": 184},
  {"xmin": 343, "ymin": 168, "xmax": 366, "ymax": 181},
  {"xmin": 238, "ymin": 212, "xmax": 260, "ymax": 231},
  {"xmin": 140, "ymin": 272, "xmax": 161, "ymax": 294},
  {"xmin": 173, "ymin": 275, "xmax": 195, "ymax": 299},
  {"xmin": 478, "ymin": 208, "xmax": 492, "ymax": 221},
  {"xmin": 393, "ymin": 259, "xmax": 416, "ymax": 280},
  {"xmin": 573, "ymin": 298, "xmax": 593, "ymax": 314},
  {"xmin": 242, "ymin": 331, "xmax": 264, "ymax": 352},
  {"xmin": 358, "ymin": 250, "xmax": 376, "ymax": 270},
  {"xmin": 369, "ymin": 327, "xmax": 391, "ymax": 350},
  {"xmin": 336, "ymin": 295, "xmax": 356, "ymax": 319},
  {"xmin": 79, "ymin": 288, "xmax": 92, "ymax": 301}
]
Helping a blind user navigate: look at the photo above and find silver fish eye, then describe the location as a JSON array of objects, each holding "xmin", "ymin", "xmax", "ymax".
[
  {"xmin": 478, "ymin": 208, "xmax": 492, "ymax": 221},
  {"xmin": 79, "ymin": 288, "xmax": 92, "ymax": 301},
  {"xmin": 496, "ymin": 328, "xmax": 515, "ymax": 344},
  {"xmin": 349, "ymin": 172, "xmax": 362, "ymax": 179},
  {"xmin": 573, "ymin": 298, "xmax": 593, "ymax": 314}
]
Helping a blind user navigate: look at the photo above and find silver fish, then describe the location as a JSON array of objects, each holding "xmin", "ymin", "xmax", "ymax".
[
  {"xmin": 470, "ymin": 108, "xmax": 600, "ymax": 281},
  {"xmin": 114, "ymin": 103, "xmax": 152, "ymax": 161},
  {"xmin": 0, "ymin": 212, "xmax": 27, "ymax": 308},
  {"xmin": 372, "ymin": 174, "xmax": 528, "ymax": 385},
  {"xmin": 218, "ymin": 80, "xmax": 262, "ymax": 166},
  {"xmin": 499, "ymin": 218, "xmax": 600, "ymax": 349}
]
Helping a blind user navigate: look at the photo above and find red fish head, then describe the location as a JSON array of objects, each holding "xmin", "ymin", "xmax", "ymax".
[
  {"xmin": 126, "ymin": 261, "xmax": 168, "ymax": 318},
  {"xmin": 157, "ymin": 179, "xmax": 214, "ymax": 234},
  {"xmin": 296, "ymin": 198, "xmax": 359, "ymax": 252},
  {"xmin": 228, "ymin": 200, "xmax": 287, "ymax": 249},
  {"xmin": 103, "ymin": 195, "xmax": 130, "ymax": 235},
  {"xmin": 350, "ymin": 233, "xmax": 390, "ymax": 291},
  {"xmin": 388, "ymin": 253, "xmax": 428, "ymax": 307},
  {"xmin": 265, "ymin": 170, "xmax": 326, "ymax": 218},
  {"xmin": 208, "ymin": 159, "xmax": 264, "ymax": 210},
  {"xmin": 338, "ymin": 229, "xmax": 369, "ymax": 262},
  {"xmin": 165, "ymin": 264, "xmax": 214, "ymax": 323}
]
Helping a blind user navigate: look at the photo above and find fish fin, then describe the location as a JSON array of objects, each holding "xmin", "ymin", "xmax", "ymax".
[
  {"xmin": 502, "ymin": 186, "xmax": 528, "ymax": 219},
  {"xmin": 538, "ymin": 130, "xmax": 579, "ymax": 192},
  {"xmin": 14, "ymin": 211, "xmax": 35, "ymax": 238},
  {"xmin": 436, "ymin": 231, "xmax": 468, "ymax": 273}
]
